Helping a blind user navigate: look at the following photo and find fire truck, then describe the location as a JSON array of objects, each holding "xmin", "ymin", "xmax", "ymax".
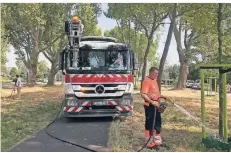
[{"xmin": 59, "ymin": 16, "xmax": 138, "ymax": 118}]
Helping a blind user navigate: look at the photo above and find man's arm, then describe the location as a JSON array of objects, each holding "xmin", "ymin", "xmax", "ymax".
[{"xmin": 141, "ymin": 94, "xmax": 160, "ymax": 107}]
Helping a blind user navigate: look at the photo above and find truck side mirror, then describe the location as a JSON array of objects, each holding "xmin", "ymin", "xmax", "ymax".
[
  {"xmin": 65, "ymin": 21, "xmax": 70, "ymax": 35},
  {"xmin": 59, "ymin": 50, "xmax": 65, "ymax": 75}
]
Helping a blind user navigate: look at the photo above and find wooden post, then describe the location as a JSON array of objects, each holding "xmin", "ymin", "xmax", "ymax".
[
  {"xmin": 219, "ymin": 69, "xmax": 224, "ymax": 138},
  {"xmin": 200, "ymin": 69, "xmax": 206, "ymax": 138},
  {"xmin": 222, "ymin": 68, "xmax": 228, "ymax": 141}
]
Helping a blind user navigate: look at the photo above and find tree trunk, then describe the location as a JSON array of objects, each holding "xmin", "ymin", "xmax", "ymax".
[
  {"xmin": 176, "ymin": 60, "xmax": 189, "ymax": 88},
  {"xmin": 27, "ymin": 65, "xmax": 37, "ymax": 86},
  {"xmin": 47, "ymin": 63, "xmax": 58, "ymax": 86},
  {"xmin": 141, "ymin": 40, "xmax": 152, "ymax": 81},
  {"xmin": 157, "ymin": 5, "xmax": 177, "ymax": 91},
  {"xmin": 217, "ymin": 3, "xmax": 223, "ymax": 138},
  {"xmin": 141, "ymin": 60, "xmax": 147, "ymax": 82},
  {"xmin": 47, "ymin": 71, "xmax": 56, "ymax": 85}
]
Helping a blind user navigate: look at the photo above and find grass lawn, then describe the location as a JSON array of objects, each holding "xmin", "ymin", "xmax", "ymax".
[
  {"xmin": 1, "ymin": 85, "xmax": 64, "ymax": 151},
  {"xmin": 1, "ymin": 84, "xmax": 230, "ymax": 152},
  {"xmin": 107, "ymin": 88, "xmax": 231, "ymax": 152}
]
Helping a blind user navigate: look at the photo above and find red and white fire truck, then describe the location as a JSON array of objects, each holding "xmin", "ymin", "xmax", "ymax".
[{"xmin": 59, "ymin": 16, "xmax": 138, "ymax": 118}]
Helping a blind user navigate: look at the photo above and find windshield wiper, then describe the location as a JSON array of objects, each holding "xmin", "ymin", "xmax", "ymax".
[{"xmin": 112, "ymin": 70, "xmax": 128, "ymax": 74}]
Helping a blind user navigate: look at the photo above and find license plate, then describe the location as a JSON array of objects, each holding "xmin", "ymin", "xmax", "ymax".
[{"xmin": 93, "ymin": 101, "xmax": 108, "ymax": 106}]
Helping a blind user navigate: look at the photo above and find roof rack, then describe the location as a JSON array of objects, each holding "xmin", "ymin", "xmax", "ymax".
[{"xmin": 81, "ymin": 36, "xmax": 117, "ymax": 42}]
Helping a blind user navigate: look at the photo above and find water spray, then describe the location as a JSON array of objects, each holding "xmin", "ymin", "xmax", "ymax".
[{"xmin": 167, "ymin": 98, "xmax": 229, "ymax": 144}]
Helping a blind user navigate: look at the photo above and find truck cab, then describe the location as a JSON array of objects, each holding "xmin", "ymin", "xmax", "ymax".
[{"xmin": 59, "ymin": 36, "xmax": 138, "ymax": 118}]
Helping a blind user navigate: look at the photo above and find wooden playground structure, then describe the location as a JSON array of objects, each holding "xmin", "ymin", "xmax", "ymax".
[{"xmin": 199, "ymin": 64, "xmax": 231, "ymax": 151}]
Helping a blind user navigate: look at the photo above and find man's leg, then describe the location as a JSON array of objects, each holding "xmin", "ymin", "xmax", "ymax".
[
  {"xmin": 19, "ymin": 87, "xmax": 21, "ymax": 98},
  {"xmin": 17, "ymin": 87, "xmax": 21, "ymax": 99},
  {"xmin": 144, "ymin": 105, "xmax": 155, "ymax": 148},
  {"xmin": 153, "ymin": 112, "xmax": 162, "ymax": 146}
]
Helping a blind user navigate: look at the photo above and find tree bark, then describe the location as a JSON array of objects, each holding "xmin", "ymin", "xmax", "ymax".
[
  {"xmin": 27, "ymin": 64, "xmax": 37, "ymax": 86},
  {"xmin": 173, "ymin": 17, "xmax": 190, "ymax": 89},
  {"xmin": 157, "ymin": 4, "xmax": 177, "ymax": 91},
  {"xmin": 47, "ymin": 70, "xmax": 57, "ymax": 85},
  {"xmin": 177, "ymin": 61, "xmax": 189, "ymax": 88},
  {"xmin": 47, "ymin": 63, "xmax": 59, "ymax": 86},
  {"xmin": 217, "ymin": 3, "xmax": 223, "ymax": 138},
  {"xmin": 141, "ymin": 40, "xmax": 152, "ymax": 81},
  {"xmin": 23, "ymin": 50, "xmax": 39, "ymax": 86}
]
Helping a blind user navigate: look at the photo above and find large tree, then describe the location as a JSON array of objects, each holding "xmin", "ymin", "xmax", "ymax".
[
  {"xmin": 1, "ymin": 5, "xmax": 8, "ymax": 74},
  {"xmin": 41, "ymin": 4, "xmax": 72, "ymax": 85},
  {"xmin": 106, "ymin": 4, "xmax": 169, "ymax": 81},
  {"xmin": 171, "ymin": 4, "xmax": 216, "ymax": 88},
  {"xmin": 2, "ymin": 4, "xmax": 64, "ymax": 85}
]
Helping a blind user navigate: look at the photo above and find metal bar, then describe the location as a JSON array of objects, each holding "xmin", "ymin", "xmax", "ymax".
[
  {"xmin": 196, "ymin": 64, "xmax": 231, "ymax": 69},
  {"xmin": 215, "ymin": 79, "xmax": 217, "ymax": 95},
  {"xmin": 200, "ymin": 69, "xmax": 206, "ymax": 139}
]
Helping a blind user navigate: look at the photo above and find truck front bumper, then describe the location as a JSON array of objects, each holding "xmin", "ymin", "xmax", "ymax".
[
  {"xmin": 63, "ymin": 109, "xmax": 131, "ymax": 118},
  {"xmin": 63, "ymin": 94, "xmax": 133, "ymax": 118}
]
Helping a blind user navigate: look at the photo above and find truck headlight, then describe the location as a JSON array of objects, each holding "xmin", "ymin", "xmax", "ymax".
[
  {"xmin": 125, "ymin": 83, "xmax": 134, "ymax": 93},
  {"xmin": 64, "ymin": 83, "xmax": 75, "ymax": 94},
  {"xmin": 121, "ymin": 99, "xmax": 131, "ymax": 105}
]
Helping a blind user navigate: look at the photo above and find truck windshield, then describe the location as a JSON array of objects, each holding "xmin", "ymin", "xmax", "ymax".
[{"xmin": 66, "ymin": 49, "xmax": 130, "ymax": 73}]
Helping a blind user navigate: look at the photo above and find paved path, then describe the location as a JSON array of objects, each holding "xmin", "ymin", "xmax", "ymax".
[{"xmin": 10, "ymin": 117, "xmax": 112, "ymax": 152}]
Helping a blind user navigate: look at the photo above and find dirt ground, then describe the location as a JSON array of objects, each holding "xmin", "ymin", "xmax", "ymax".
[{"xmin": 107, "ymin": 88, "xmax": 231, "ymax": 152}]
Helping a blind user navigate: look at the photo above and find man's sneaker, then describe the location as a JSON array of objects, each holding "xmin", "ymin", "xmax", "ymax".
[
  {"xmin": 145, "ymin": 136, "xmax": 155, "ymax": 148},
  {"xmin": 153, "ymin": 134, "xmax": 162, "ymax": 146}
]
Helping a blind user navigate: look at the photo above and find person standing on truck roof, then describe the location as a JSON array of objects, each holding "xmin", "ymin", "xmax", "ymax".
[{"xmin": 140, "ymin": 67, "xmax": 164, "ymax": 148}]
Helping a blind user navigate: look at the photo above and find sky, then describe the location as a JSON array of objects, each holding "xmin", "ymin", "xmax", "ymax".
[{"xmin": 6, "ymin": 3, "xmax": 179, "ymax": 68}]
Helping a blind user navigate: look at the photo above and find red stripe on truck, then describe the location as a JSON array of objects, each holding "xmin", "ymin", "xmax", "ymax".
[{"xmin": 65, "ymin": 74, "xmax": 132, "ymax": 83}]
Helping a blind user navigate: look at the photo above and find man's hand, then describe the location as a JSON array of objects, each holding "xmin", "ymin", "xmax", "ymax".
[
  {"xmin": 141, "ymin": 94, "xmax": 160, "ymax": 108},
  {"xmin": 150, "ymin": 100, "xmax": 160, "ymax": 108}
]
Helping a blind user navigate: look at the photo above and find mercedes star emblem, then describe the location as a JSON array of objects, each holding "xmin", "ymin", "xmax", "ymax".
[{"xmin": 95, "ymin": 84, "xmax": 105, "ymax": 94}]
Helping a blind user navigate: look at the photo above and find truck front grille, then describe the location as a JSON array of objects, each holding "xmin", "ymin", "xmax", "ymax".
[
  {"xmin": 79, "ymin": 84, "xmax": 125, "ymax": 87},
  {"xmin": 75, "ymin": 90, "xmax": 122, "ymax": 94}
]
